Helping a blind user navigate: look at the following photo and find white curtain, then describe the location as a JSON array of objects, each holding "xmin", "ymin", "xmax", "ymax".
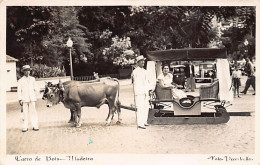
[
  {"xmin": 216, "ymin": 59, "xmax": 233, "ymax": 102},
  {"xmin": 146, "ymin": 61, "xmax": 157, "ymax": 91},
  {"xmin": 156, "ymin": 61, "xmax": 162, "ymax": 77}
]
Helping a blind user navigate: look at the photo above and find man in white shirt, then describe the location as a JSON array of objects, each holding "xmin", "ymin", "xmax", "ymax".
[
  {"xmin": 131, "ymin": 55, "xmax": 151, "ymax": 129},
  {"xmin": 17, "ymin": 65, "xmax": 39, "ymax": 132}
]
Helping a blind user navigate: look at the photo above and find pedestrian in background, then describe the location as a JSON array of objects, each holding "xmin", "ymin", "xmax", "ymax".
[
  {"xmin": 17, "ymin": 65, "xmax": 39, "ymax": 132},
  {"xmin": 184, "ymin": 61, "xmax": 196, "ymax": 92},
  {"xmin": 131, "ymin": 55, "xmax": 152, "ymax": 129},
  {"xmin": 232, "ymin": 65, "xmax": 242, "ymax": 98},
  {"xmin": 240, "ymin": 58, "xmax": 255, "ymax": 95}
]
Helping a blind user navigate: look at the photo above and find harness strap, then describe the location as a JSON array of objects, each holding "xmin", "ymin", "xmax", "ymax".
[
  {"xmin": 52, "ymin": 86, "xmax": 64, "ymax": 104},
  {"xmin": 57, "ymin": 88, "xmax": 64, "ymax": 103}
]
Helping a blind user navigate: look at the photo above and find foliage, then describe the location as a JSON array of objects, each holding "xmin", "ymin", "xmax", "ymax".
[
  {"xmin": 42, "ymin": 7, "xmax": 92, "ymax": 66},
  {"xmin": 237, "ymin": 34, "xmax": 255, "ymax": 60},
  {"xmin": 102, "ymin": 36, "xmax": 135, "ymax": 68},
  {"xmin": 7, "ymin": 6, "xmax": 255, "ymax": 77},
  {"xmin": 123, "ymin": 6, "xmax": 234, "ymax": 53},
  {"xmin": 16, "ymin": 64, "xmax": 66, "ymax": 79},
  {"xmin": 220, "ymin": 6, "xmax": 255, "ymax": 60},
  {"xmin": 7, "ymin": 6, "xmax": 92, "ymax": 67},
  {"xmin": 7, "ymin": 6, "xmax": 51, "ymax": 66},
  {"xmin": 31, "ymin": 64, "xmax": 66, "ymax": 78}
]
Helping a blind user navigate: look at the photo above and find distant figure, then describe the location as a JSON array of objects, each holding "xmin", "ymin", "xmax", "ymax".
[
  {"xmin": 157, "ymin": 64, "xmax": 187, "ymax": 99},
  {"xmin": 93, "ymin": 72, "xmax": 99, "ymax": 79},
  {"xmin": 232, "ymin": 65, "xmax": 242, "ymax": 98},
  {"xmin": 184, "ymin": 61, "xmax": 196, "ymax": 92},
  {"xmin": 240, "ymin": 58, "xmax": 255, "ymax": 95},
  {"xmin": 17, "ymin": 65, "xmax": 39, "ymax": 132}
]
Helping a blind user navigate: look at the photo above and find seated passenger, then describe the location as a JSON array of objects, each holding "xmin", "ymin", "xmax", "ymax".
[{"xmin": 157, "ymin": 64, "xmax": 187, "ymax": 99}]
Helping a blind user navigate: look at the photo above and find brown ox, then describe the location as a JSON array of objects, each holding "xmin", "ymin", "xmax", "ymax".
[{"xmin": 42, "ymin": 78, "xmax": 121, "ymax": 127}]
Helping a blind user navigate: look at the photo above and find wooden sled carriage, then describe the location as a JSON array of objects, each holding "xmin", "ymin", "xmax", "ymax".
[{"xmin": 146, "ymin": 48, "xmax": 231, "ymax": 125}]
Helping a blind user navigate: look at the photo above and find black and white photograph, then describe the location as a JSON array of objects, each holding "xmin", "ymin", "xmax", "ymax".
[{"xmin": 0, "ymin": 0, "xmax": 259, "ymax": 164}]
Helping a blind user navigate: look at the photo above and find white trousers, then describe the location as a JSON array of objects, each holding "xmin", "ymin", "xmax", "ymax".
[
  {"xmin": 22, "ymin": 102, "xmax": 38, "ymax": 129},
  {"xmin": 135, "ymin": 94, "xmax": 149, "ymax": 127}
]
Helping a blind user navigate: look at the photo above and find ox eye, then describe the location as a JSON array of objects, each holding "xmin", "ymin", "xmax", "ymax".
[{"xmin": 50, "ymin": 94, "xmax": 54, "ymax": 98}]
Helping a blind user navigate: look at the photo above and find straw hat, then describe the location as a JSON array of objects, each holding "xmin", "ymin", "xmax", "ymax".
[
  {"xmin": 22, "ymin": 65, "xmax": 32, "ymax": 71},
  {"xmin": 136, "ymin": 55, "xmax": 146, "ymax": 63}
]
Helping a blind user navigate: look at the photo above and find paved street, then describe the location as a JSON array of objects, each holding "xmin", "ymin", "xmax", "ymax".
[{"xmin": 6, "ymin": 76, "xmax": 255, "ymax": 154}]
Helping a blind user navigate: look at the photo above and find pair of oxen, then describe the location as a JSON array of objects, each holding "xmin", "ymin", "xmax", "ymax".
[{"xmin": 42, "ymin": 77, "xmax": 122, "ymax": 127}]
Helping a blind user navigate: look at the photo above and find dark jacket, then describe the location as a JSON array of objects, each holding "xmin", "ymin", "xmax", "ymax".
[
  {"xmin": 245, "ymin": 62, "xmax": 254, "ymax": 77},
  {"xmin": 184, "ymin": 64, "xmax": 195, "ymax": 77}
]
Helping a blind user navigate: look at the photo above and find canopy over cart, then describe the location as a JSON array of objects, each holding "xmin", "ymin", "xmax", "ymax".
[{"xmin": 147, "ymin": 48, "xmax": 227, "ymax": 61}]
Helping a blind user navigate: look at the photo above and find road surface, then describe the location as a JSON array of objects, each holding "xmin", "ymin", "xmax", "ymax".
[{"xmin": 6, "ymin": 77, "xmax": 255, "ymax": 154}]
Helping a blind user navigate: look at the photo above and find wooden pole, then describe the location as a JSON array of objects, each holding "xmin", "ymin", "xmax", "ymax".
[{"xmin": 69, "ymin": 47, "xmax": 74, "ymax": 80}]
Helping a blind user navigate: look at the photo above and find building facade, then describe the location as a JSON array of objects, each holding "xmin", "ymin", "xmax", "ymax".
[{"xmin": 6, "ymin": 55, "xmax": 18, "ymax": 91}]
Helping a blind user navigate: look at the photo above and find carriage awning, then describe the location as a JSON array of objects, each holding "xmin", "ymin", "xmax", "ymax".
[{"xmin": 147, "ymin": 48, "xmax": 227, "ymax": 61}]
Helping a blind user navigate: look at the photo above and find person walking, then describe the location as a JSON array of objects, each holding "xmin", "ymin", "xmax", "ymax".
[
  {"xmin": 17, "ymin": 65, "xmax": 39, "ymax": 132},
  {"xmin": 131, "ymin": 55, "xmax": 152, "ymax": 129},
  {"xmin": 184, "ymin": 61, "xmax": 196, "ymax": 92},
  {"xmin": 240, "ymin": 58, "xmax": 255, "ymax": 95},
  {"xmin": 232, "ymin": 65, "xmax": 242, "ymax": 98}
]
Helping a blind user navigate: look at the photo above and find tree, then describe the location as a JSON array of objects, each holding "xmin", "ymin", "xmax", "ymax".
[
  {"xmin": 7, "ymin": 6, "xmax": 255, "ymax": 77},
  {"xmin": 42, "ymin": 7, "xmax": 92, "ymax": 66},
  {"xmin": 7, "ymin": 6, "xmax": 51, "ymax": 66},
  {"xmin": 77, "ymin": 7, "xmax": 132, "ymax": 61},
  {"xmin": 220, "ymin": 6, "xmax": 255, "ymax": 61},
  {"xmin": 7, "ymin": 6, "xmax": 93, "ymax": 77},
  {"xmin": 127, "ymin": 6, "xmax": 224, "ymax": 52},
  {"xmin": 78, "ymin": 6, "xmax": 251, "ymax": 58}
]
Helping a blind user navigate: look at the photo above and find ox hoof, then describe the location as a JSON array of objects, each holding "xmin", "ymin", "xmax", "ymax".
[
  {"xmin": 68, "ymin": 120, "xmax": 74, "ymax": 123},
  {"xmin": 116, "ymin": 121, "xmax": 121, "ymax": 125},
  {"xmin": 76, "ymin": 124, "xmax": 81, "ymax": 128},
  {"xmin": 105, "ymin": 123, "xmax": 111, "ymax": 126}
]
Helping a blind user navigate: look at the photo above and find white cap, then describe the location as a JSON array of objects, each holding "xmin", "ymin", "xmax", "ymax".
[
  {"xmin": 22, "ymin": 65, "xmax": 32, "ymax": 71},
  {"xmin": 136, "ymin": 55, "xmax": 146, "ymax": 63}
]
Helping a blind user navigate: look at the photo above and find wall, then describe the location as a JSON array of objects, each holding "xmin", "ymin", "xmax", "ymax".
[
  {"xmin": 36, "ymin": 76, "xmax": 71, "ymax": 90},
  {"xmin": 9, "ymin": 75, "xmax": 131, "ymax": 92},
  {"xmin": 6, "ymin": 62, "xmax": 17, "ymax": 91}
]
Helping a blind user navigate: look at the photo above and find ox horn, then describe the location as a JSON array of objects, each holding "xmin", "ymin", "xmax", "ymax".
[{"xmin": 58, "ymin": 79, "xmax": 64, "ymax": 90}]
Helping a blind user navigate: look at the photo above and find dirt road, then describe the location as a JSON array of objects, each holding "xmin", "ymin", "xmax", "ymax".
[{"xmin": 6, "ymin": 80, "xmax": 255, "ymax": 154}]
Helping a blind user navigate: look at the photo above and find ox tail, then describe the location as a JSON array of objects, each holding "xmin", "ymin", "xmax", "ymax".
[
  {"xmin": 113, "ymin": 78, "xmax": 121, "ymax": 112},
  {"xmin": 113, "ymin": 78, "xmax": 122, "ymax": 124}
]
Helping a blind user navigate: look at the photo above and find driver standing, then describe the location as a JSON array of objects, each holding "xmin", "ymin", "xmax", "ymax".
[{"xmin": 131, "ymin": 55, "xmax": 152, "ymax": 129}]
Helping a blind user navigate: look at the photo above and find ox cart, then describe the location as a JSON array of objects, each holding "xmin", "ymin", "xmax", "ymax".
[
  {"xmin": 122, "ymin": 48, "xmax": 233, "ymax": 125},
  {"xmin": 42, "ymin": 48, "xmax": 233, "ymax": 126}
]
